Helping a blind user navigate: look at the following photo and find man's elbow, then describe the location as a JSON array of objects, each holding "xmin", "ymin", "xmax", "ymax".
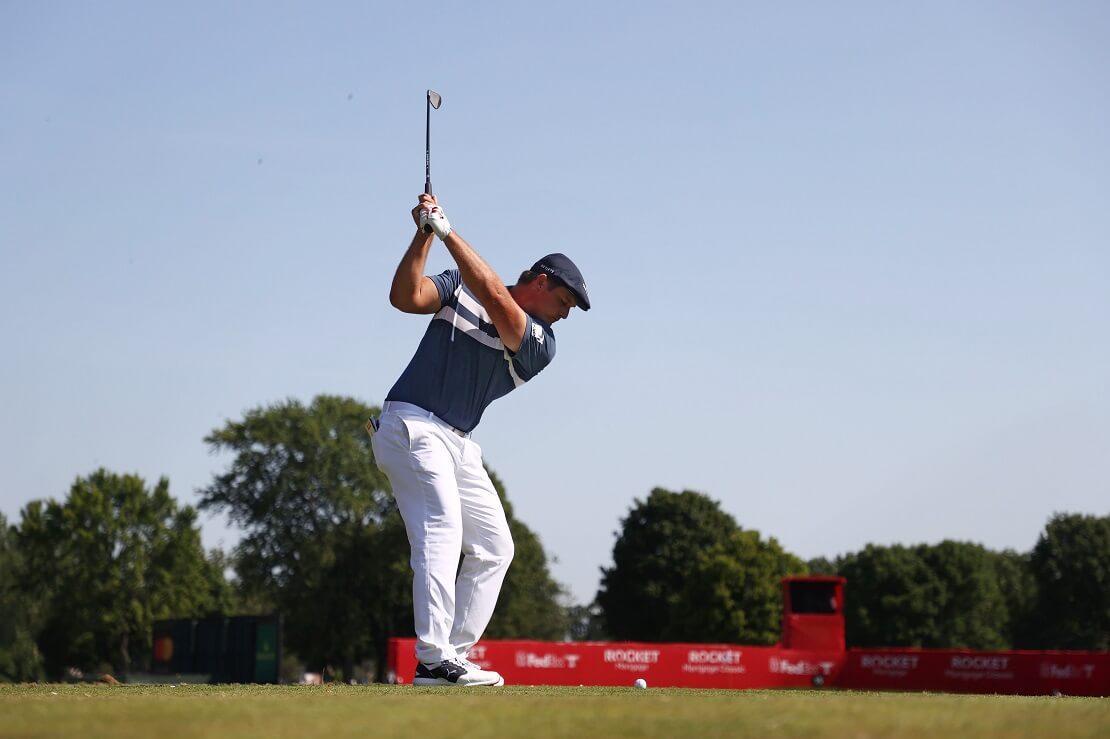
[
  {"xmin": 389, "ymin": 289, "xmax": 411, "ymax": 312},
  {"xmin": 391, "ymin": 290, "xmax": 432, "ymax": 314}
]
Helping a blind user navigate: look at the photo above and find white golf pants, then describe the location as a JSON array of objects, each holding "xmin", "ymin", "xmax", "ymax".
[{"xmin": 371, "ymin": 402, "xmax": 514, "ymax": 664}]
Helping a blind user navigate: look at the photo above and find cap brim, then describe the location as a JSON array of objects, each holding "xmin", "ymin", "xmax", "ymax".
[{"xmin": 550, "ymin": 275, "xmax": 589, "ymax": 311}]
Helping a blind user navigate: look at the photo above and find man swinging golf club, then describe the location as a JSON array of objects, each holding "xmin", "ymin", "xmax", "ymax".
[{"xmin": 370, "ymin": 192, "xmax": 591, "ymax": 686}]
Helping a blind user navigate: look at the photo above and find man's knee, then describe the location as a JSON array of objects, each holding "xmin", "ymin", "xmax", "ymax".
[
  {"xmin": 481, "ymin": 528, "xmax": 514, "ymax": 569},
  {"xmin": 498, "ymin": 534, "xmax": 515, "ymax": 568}
]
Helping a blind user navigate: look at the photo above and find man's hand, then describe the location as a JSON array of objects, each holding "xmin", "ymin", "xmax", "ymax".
[
  {"xmin": 419, "ymin": 201, "xmax": 452, "ymax": 241},
  {"xmin": 414, "ymin": 194, "xmax": 452, "ymax": 240}
]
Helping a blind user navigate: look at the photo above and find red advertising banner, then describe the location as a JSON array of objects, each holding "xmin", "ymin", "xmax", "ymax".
[
  {"xmin": 387, "ymin": 639, "xmax": 1109, "ymax": 696},
  {"xmin": 839, "ymin": 649, "xmax": 1110, "ymax": 697},
  {"xmin": 387, "ymin": 639, "xmax": 843, "ymax": 690}
]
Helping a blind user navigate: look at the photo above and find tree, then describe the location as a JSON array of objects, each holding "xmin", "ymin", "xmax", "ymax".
[
  {"xmin": 17, "ymin": 470, "xmax": 225, "ymax": 677},
  {"xmin": 679, "ymin": 530, "xmax": 808, "ymax": 645},
  {"xmin": 837, "ymin": 544, "xmax": 944, "ymax": 648},
  {"xmin": 1027, "ymin": 513, "xmax": 1110, "ymax": 650},
  {"xmin": 993, "ymin": 549, "xmax": 1036, "ymax": 648},
  {"xmin": 838, "ymin": 541, "xmax": 1012, "ymax": 649},
  {"xmin": 917, "ymin": 541, "xmax": 1009, "ymax": 649},
  {"xmin": 0, "ymin": 513, "xmax": 44, "ymax": 681},
  {"xmin": 199, "ymin": 395, "xmax": 398, "ymax": 678},
  {"xmin": 596, "ymin": 488, "xmax": 739, "ymax": 641},
  {"xmin": 806, "ymin": 557, "xmax": 837, "ymax": 576},
  {"xmin": 201, "ymin": 548, "xmax": 239, "ymax": 616},
  {"xmin": 565, "ymin": 602, "xmax": 607, "ymax": 641}
]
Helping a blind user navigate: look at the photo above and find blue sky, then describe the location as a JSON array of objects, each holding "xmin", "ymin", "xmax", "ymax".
[{"xmin": 2, "ymin": 1, "xmax": 1107, "ymax": 604}]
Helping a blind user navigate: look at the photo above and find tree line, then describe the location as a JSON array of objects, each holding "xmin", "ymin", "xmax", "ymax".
[
  {"xmin": 2, "ymin": 395, "xmax": 1107, "ymax": 681},
  {"xmin": 590, "ymin": 488, "xmax": 1109, "ymax": 652}
]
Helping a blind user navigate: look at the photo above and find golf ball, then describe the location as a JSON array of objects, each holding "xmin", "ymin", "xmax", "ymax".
[{"xmin": 633, "ymin": 678, "xmax": 648, "ymax": 689}]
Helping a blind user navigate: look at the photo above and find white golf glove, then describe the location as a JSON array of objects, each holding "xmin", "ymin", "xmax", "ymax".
[{"xmin": 420, "ymin": 205, "xmax": 452, "ymax": 240}]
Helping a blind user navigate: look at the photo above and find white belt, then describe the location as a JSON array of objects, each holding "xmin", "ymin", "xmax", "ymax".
[{"xmin": 382, "ymin": 401, "xmax": 471, "ymax": 438}]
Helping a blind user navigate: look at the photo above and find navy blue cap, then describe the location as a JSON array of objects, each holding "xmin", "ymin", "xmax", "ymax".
[{"xmin": 531, "ymin": 253, "xmax": 591, "ymax": 311}]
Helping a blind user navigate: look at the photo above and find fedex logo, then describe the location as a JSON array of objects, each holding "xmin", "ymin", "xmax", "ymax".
[
  {"xmin": 769, "ymin": 657, "xmax": 835, "ymax": 676},
  {"xmin": 515, "ymin": 651, "xmax": 581, "ymax": 669}
]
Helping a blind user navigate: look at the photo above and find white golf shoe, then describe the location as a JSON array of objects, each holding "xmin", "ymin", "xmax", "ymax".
[
  {"xmin": 412, "ymin": 657, "xmax": 504, "ymax": 687},
  {"xmin": 458, "ymin": 656, "xmax": 505, "ymax": 686}
]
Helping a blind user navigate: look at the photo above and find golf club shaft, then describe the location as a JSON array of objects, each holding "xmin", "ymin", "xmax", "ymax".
[
  {"xmin": 425, "ymin": 97, "xmax": 432, "ymax": 195},
  {"xmin": 422, "ymin": 89, "xmax": 443, "ymax": 232},
  {"xmin": 423, "ymin": 95, "xmax": 433, "ymax": 231}
]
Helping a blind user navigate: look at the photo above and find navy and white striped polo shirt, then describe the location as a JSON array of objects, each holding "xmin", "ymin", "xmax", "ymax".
[{"xmin": 384, "ymin": 269, "xmax": 556, "ymax": 433}]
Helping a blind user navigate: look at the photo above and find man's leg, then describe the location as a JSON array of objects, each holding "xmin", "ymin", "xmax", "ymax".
[
  {"xmin": 371, "ymin": 413, "xmax": 462, "ymax": 665},
  {"xmin": 450, "ymin": 438, "xmax": 515, "ymax": 657}
]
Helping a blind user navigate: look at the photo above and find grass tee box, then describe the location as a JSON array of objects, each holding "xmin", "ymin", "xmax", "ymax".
[{"xmin": 2, "ymin": 684, "xmax": 1109, "ymax": 739}]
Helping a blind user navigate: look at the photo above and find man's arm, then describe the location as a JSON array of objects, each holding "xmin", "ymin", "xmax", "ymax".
[
  {"xmin": 441, "ymin": 229, "xmax": 527, "ymax": 352},
  {"xmin": 419, "ymin": 194, "xmax": 528, "ymax": 351},
  {"xmin": 388, "ymin": 209, "xmax": 443, "ymax": 314}
]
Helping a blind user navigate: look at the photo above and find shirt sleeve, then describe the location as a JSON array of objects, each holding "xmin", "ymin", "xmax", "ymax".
[
  {"xmin": 509, "ymin": 316, "xmax": 556, "ymax": 381},
  {"xmin": 428, "ymin": 269, "xmax": 461, "ymax": 306}
]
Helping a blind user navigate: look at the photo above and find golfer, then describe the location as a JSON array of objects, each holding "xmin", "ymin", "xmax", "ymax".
[{"xmin": 370, "ymin": 193, "xmax": 590, "ymax": 686}]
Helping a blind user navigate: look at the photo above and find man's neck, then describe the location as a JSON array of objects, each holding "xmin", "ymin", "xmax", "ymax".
[{"xmin": 508, "ymin": 284, "xmax": 527, "ymax": 310}]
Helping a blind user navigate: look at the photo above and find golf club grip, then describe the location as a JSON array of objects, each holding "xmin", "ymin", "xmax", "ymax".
[{"xmin": 423, "ymin": 179, "xmax": 433, "ymax": 232}]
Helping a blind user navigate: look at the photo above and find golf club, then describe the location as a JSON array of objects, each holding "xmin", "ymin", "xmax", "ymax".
[{"xmin": 424, "ymin": 89, "xmax": 442, "ymax": 232}]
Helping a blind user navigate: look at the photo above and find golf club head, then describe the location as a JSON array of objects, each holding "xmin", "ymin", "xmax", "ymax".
[{"xmin": 427, "ymin": 90, "xmax": 442, "ymax": 109}]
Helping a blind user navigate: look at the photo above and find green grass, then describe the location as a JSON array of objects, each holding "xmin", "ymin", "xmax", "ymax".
[{"xmin": 2, "ymin": 683, "xmax": 1108, "ymax": 739}]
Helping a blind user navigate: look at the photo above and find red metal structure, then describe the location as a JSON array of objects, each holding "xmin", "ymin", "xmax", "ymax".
[
  {"xmin": 386, "ymin": 576, "xmax": 1109, "ymax": 695},
  {"xmin": 781, "ymin": 575, "xmax": 845, "ymax": 652}
]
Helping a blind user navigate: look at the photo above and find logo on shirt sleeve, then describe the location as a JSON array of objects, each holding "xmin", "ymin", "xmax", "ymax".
[{"xmin": 531, "ymin": 323, "xmax": 545, "ymax": 344}]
